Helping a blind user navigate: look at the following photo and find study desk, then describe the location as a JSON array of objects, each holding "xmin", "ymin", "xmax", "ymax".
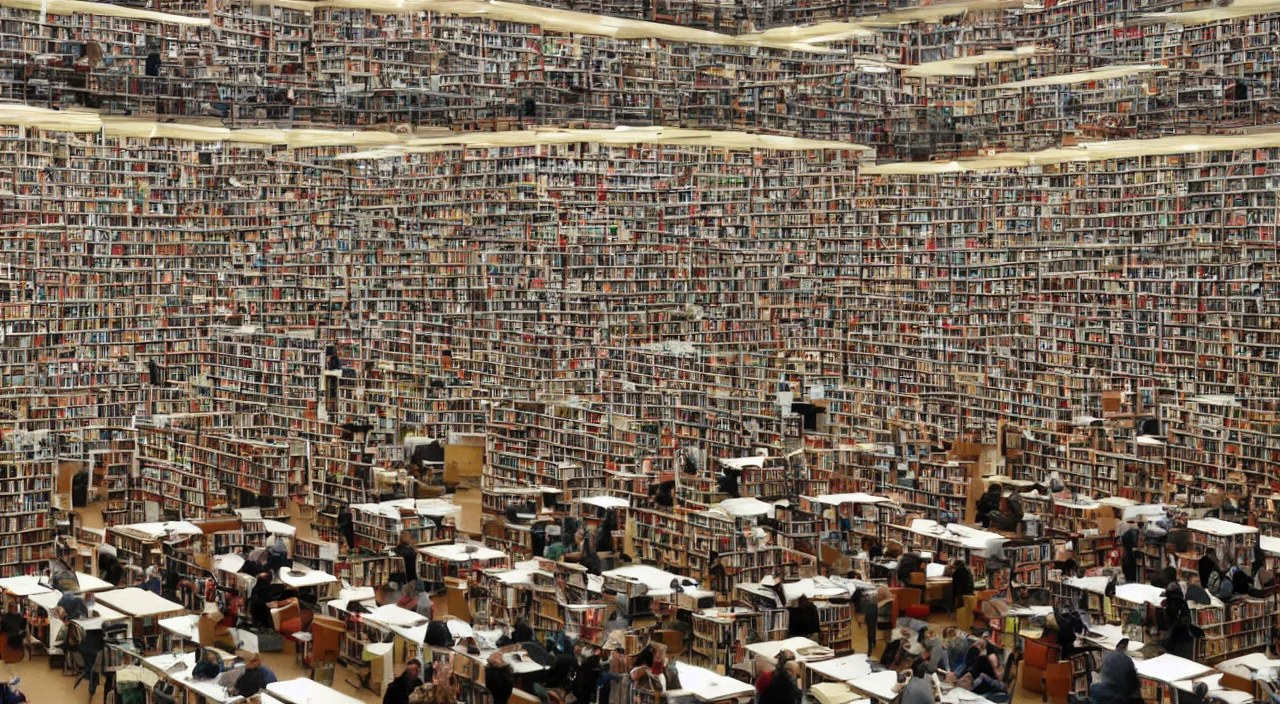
[
  {"xmin": 95, "ymin": 588, "xmax": 187, "ymax": 653},
  {"xmin": 668, "ymin": 663, "xmax": 756, "ymax": 702},
  {"xmin": 806, "ymin": 653, "xmax": 873, "ymax": 684},
  {"xmin": 744, "ymin": 636, "xmax": 834, "ymax": 665},
  {"xmin": 141, "ymin": 651, "xmax": 240, "ymax": 704},
  {"xmin": 267, "ymin": 677, "xmax": 367, "ymax": 704}
]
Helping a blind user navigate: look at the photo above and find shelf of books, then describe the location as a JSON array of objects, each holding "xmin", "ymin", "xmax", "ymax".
[{"xmin": 0, "ymin": 436, "xmax": 55, "ymax": 577}]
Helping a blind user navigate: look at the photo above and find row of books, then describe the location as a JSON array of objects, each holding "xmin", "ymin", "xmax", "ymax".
[{"xmin": 0, "ymin": 0, "xmax": 1277, "ymax": 159}]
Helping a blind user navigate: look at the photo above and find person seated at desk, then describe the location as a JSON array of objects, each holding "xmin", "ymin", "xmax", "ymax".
[
  {"xmin": 892, "ymin": 659, "xmax": 936, "ymax": 704},
  {"xmin": 384, "ymin": 658, "xmax": 424, "ymax": 704},
  {"xmin": 947, "ymin": 635, "xmax": 1005, "ymax": 696},
  {"xmin": 230, "ymin": 652, "xmax": 277, "ymax": 697},
  {"xmin": 988, "ymin": 493, "xmax": 1024, "ymax": 533},
  {"xmin": 787, "ymin": 595, "xmax": 821, "ymax": 639},
  {"xmin": 410, "ymin": 662, "xmax": 459, "ymax": 704},
  {"xmin": 649, "ymin": 480, "xmax": 675, "ymax": 508},
  {"xmin": 97, "ymin": 544, "xmax": 124, "ymax": 587},
  {"xmin": 976, "ymin": 485, "xmax": 1003, "ymax": 529},
  {"xmin": 1089, "ymin": 652, "xmax": 1143, "ymax": 704},
  {"xmin": 266, "ymin": 535, "xmax": 291, "ymax": 573},
  {"xmin": 216, "ymin": 656, "xmax": 246, "ymax": 690},
  {"xmin": 141, "ymin": 565, "xmax": 162, "ymax": 594},
  {"xmin": 395, "ymin": 530, "xmax": 420, "ymax": 590},
  {"xmin": 192, "ymin": 648, "xmax": 223, "ymax": 680},
  {"xmin": 497, "ymin": 619, "xmax": 534, "ymax": 648},
  {"xmin": 57, "ymin": 591, "xmax": 90, "ymax": 621},
  {"xmin": 486, "ymin": 645, "xmax": 524, "ymax": 704},
  {"xmin": 754, "ymin": 649, "xmax": 794, "ymax": 698},
  {"xmin": 758, "ymin": 657, "xmax": 802, "ymax": 704}
]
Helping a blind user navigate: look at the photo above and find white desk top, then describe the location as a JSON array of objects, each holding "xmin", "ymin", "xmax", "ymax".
[
  {"xmin": 744, "ymin": 637, "xmax": 833, "ymax": 664},
  {"xmin": 941, "ymin": 688, "xmax": 998, "ymax": 704},
  {"xmin": 1082, "ymin": 624, "xmax": 1144, "ymax": 653},
  {"xmin": 602, "ymin": 564, "xmax": 699, "ymax": 597},
  {"xmin": 0, "ymin": 573, "xmax": 110, "ymax": 596},
  {"xmin": 26, "ymin": 589, "xmax": 126, "ymax": 629},
  {"xmin": 160, "ymin": 614, "xmax": 201, "ymax": 640},
  {"xmin": 668, "ymin": 663, "xmax": 755, "ymax": 702},
  {"xmin": 74, "ymin": 573, "xmax": 114, "ymax": 594},
  {"xmin": 0, "ymin": 580, "xmax": 53, "ymax": 598},
  {"xmin": 807, "ymin": 493, "xmax": 892, "ymax": 507},
  {"xmin": 364, "ymin": 603, "xmax": 429, "ymax": 644},
  {"xmin": 267, "ymin": 679, "xmax": 367, "ymax": 704},
  {"xmin": 278, "ymin": 566, "xmax": 337, "ymax": 588},
  {"xmin": 420, "ymin": 543, "xmax": 507, "ymax": 563},
  {"xmin": 1137, "ymin": 653, "xmax": 1215, "ymax": 684},
  {"xmin": 453, "ymin": 646, "xmax": 547, "ymax": 675},
  {"xmin": 214, "ymin": 554, "xmax": 246, "ymax": 574},
  {"xmin": 1187, "ymin": 518, "xmax": 1258, "ymax": 537},
  {"xmin": 806, "ymin": 654, "xmax": 873, "ymax": 682},
  {"xmin": 1172, "ymin": 673, "xmax": 1256, "ymax": 704},
  {"xmin": 848, "ymin": 671, "xmax": 900, "ymax": 702},
  {"xmin": 740, "ymin": 578, "xmax": 849, "ymax": 603},
  {"xmin": 74, "ymin": 602, "xmax": 128, "ymax": 631},
  {"xmin": 263, "ymin": 519, "xmax": 297, "ymax": 537},
  {"xmin": 1218, "ymin": 652, "xmax": 1280, "ymax": 679},
  {"xmin": 142, "ymin": 652, "xmax": 237, "ymax": 704},
  {"xmin": 96, "ymin": 587, "xmax": 186, "ymax": 617},
  {"xmin": 112, "ymin": 521, "xmax": 203, "ymax": 540}
]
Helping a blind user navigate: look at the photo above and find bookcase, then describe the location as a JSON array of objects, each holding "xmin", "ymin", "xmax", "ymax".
[
  {"xmin": 689, "ymin": 607, "xmax": 761, "ymax": 675},
  {"xmin": 0, "ymin": 436, "xmax": 55, "ymax": 577},
  {"xmin": 14, "ymin": 0, "xmax": 1280, "ymax": 637},
  {"xmin": 134, "ymin": 419, "xmax": 294, "ymax": 520}
]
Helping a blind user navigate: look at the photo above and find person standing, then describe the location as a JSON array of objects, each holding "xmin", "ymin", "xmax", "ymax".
[
  {"xmin": 396, "ymin": 531, "xmax": 420, "ymax": 590},
  {"xmin": 859, "ymin": 586, "xmax": 882, "ymax": 655}
]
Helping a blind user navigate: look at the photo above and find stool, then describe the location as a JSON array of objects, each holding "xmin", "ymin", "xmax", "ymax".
[{"xmin": 905, "ymin": 604, "xmax": 931, "ymax": 620}]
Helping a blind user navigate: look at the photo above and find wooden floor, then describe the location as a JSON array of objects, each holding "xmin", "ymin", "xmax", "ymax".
[
  {"xmin": 6, "ymin": 500, "xmax": 385, "ymax": 704},
  {"xmin": 5, "ymin": 501, "xmax": 1040, "ymax": 704}
]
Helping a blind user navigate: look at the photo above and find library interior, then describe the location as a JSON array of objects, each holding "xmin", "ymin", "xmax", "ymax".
[{"xmin": 5, "ymin": 0, "xmax": 1280, "ymax": 703}]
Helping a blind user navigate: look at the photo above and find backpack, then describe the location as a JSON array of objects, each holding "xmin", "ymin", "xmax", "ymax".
[
  {"xmin": 1207, "ymin": 569, "xmax": 1223, "ymax": 594},
  {"xmin": 426, "ymin": 621, "xmax": 453, "ymax": 648},
  {"xmin": 1217, "ymin": 577, "xmax": 1235, "ymax": 602}
]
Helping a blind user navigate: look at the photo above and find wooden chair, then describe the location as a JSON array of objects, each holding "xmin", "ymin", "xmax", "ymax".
[{"xmin": 652, "ymin": 628, "xmax": 685, "ymax": 658}]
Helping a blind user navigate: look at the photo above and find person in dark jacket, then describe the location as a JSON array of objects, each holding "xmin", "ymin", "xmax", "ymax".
[
  {"xmin": 759, "ymin": 659, "xmax": 803, "ymax": 704},
  {"xmin": 382, "ymin": 659, "xmax": 423, "ymax": 704},
  {"xmin": 1089, "ymin": 652, "xmax": 1143, "ymax": 704},
  {"xmin": 596, "ymin": 510, "xmax": 617, "ymax": 554},
  {"xmin": 951, "ymin": 559, "xmax": 974, "ymax": 608},
  {"xmin": 1121, "ymin": 549, "xmax": 1138, "ymax": 584},
  {"xmin": 97, "ymin": 546, "xmax": 124, "ymax": 587},
  {"xmin": 859, "ymin": 586, "xmax": 882, "ymax": 655},
  {"xmin": 1199, "ymin": 549, "xmax": 1221, "ymax": 590},
  {"xmin": 486, "ymin": 650, "xmax": 517, "ymax": 704},
  {"xmin": 1163, "ymin": 614, "xmax": 1202, "ymax": 660},
  {"xmin": 975, "ymin": 485, "xmax": 1002, "ymax": 529},
  {"xmin": 395, "ymin": 531, "xmax": 420, "ymax": 589},
  {"xmin": 787, "ymin": 595, "xmax": 821, "ymax": 638},
  {"xmin": 231, "ymin": 653, "xmax": 277, "ymax": 697}
]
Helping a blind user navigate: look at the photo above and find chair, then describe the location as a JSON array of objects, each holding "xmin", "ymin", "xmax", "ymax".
[
  {"xmin": 652, "ymin": 629, "xmax": 685, "ymax": 658},
  {"xmin": 891, "ymin": 586, "xmax": 920, "ymax": 617},
  {"xmin": 875, "ymin": 598, "xmax": 895, "ymax": 649}
]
